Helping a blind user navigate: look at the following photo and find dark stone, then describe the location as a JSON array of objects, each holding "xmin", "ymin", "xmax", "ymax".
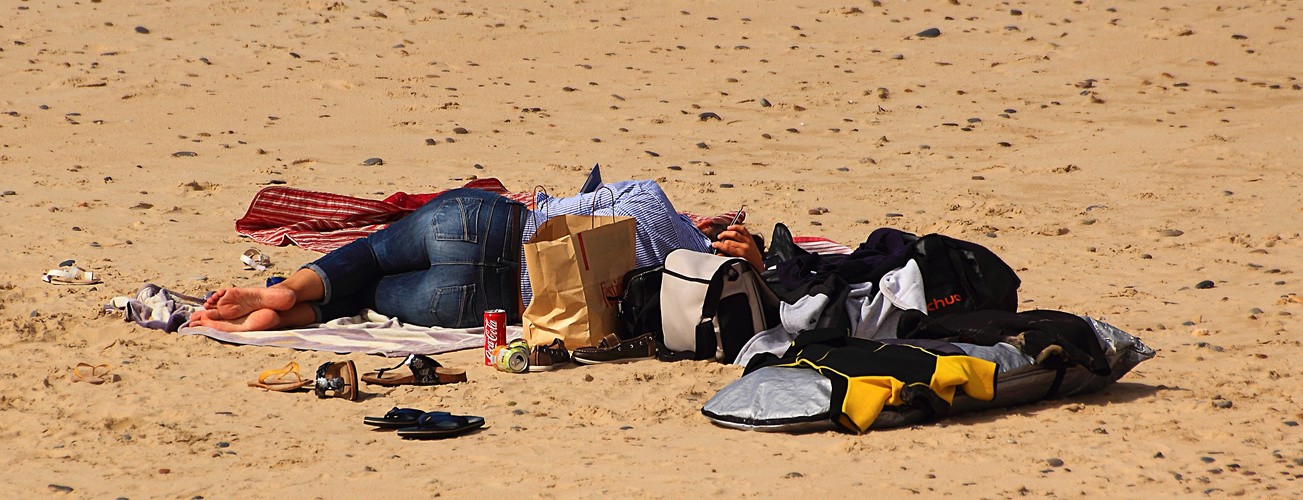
[
  {"xmin": 645, "ymin": 150, "xmax": 659, "ymax": 157},
  {"xmin": 361, "ymin": 157, "xmax": 384, "ymax": 166},
  {"xmin": 134, "ymin": 26, "xmax": 150, "ymax": 34},
  {"xmin": 171, "ymin": 151, "xmax": 197, "ymax": 157},
  {"xmin": 620, "ymin": 426, "xmax": 633, "ymax": 430},
  {"xmin": 1011, "ymin": 9, "xmax": 1023, "ymax": 15},
  {"xmin": 425, "ymin": 138, "xmax": 437, "ymax": 145},
  {"xmin": 696, "ymin": 142, "xmax": 708, "ymax": 149},
  {"xmin": 997, "ymin": 142, "xmax": 1012, "ymax": 147},
  {"xmin": 1194, "ymin": 280, "xmax": 1215, "ymax": 289},
  {"xmin": 886, "ymin": 213, "xmax": 903, "ymax": 218},
  {"xmin": 916, "ymin": 28, "xmax": 942, "ymax": 38},
  {"xmin": 698, "ymin": 112, "xmax": 722, "ymax": 121},
  {"xmin": 453, "ymin": 127, "xmax": 469, "ymax": 134},
  {"xmin": 967, "ymin": 118, "xmax": 981, "ymax": 123},
  {"xmin": 719, "ymin": 183, "xmax": 734, "ymax": 188},
  {"xmin": 760, "ymin": 98, "xmax": 772, "ymax": 107},
  {"xmin": 783, "ymin": 472, "xmax": 804, "ymax": 479},
  {"xmin": 1046, "ymin": 458, "xmax": 1065, "ymax": 467},
  {"xmin": 49, "ymin": 485, "xmax": 74, "ymax": 493},
  {"xmin": 216, "ymin": 442, "xmax": 229, "ymax": 448},
  {"xmin": 667, "ymin": 165, "xmax": 682, "ymax": 171},
  {"xmin": 1200, "ymin": 457, "xmax": 1215, "ymax": 463}
]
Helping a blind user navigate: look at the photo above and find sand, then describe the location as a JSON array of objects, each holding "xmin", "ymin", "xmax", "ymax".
[{"xmin": 2, "ymin": 0, "xmax": 1302, "ymax": 497}]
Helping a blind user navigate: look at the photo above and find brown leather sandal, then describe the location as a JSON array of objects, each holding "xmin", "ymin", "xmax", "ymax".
[
  {"xmin": 314, "ymin": 360, "xmax": 359, "ymax": 401},
  {"xmin": 361, "ymin": 354, "xmax": 466, "ymax": 386}
]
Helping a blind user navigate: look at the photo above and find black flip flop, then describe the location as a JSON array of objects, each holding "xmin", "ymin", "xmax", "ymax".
[
  {"xmin": 363, "ymin": 407, "xmax": 447, "ymax": 429},
  {"xmin": 396, "ymin": 413, "xmax": 485, "ymax": 439}
]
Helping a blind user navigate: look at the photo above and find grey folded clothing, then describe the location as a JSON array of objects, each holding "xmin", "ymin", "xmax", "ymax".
[{"xmin": 105, "ymin": 284, "xmax": 209, "ymax": 332}]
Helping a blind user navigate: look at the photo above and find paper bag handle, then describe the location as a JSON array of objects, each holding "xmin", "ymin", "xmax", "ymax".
[
  {"xmin": 531, "ymin": 185, "xmax": 550, "ymax": 227},
  {"xmin": 589, "ymin": 185, "xmax": 618, "ymax": 228}
]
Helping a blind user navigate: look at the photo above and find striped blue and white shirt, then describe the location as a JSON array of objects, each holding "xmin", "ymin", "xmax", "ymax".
[{"xmin": 520, "ymin": 180, "xmax": 712, "ymax": 306}]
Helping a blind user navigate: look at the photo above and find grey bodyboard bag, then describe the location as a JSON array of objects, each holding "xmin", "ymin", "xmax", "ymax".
[{"xmin": 702, "ymin": 316, "xmax": 1155, "ymax": 432}]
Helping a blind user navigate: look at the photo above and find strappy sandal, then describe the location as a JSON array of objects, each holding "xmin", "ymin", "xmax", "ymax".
[
  {"xmin": 246, "ymin": 362, "xmax": 312, "ymax": 392},
  {"xmin": 241, "ymin": 248, "xmax": 271, "ymax": 272},
  {"xmin": 361, "ymin": 354, "xmax": 466, "ymax": 386},
  {"xmin": 363, "ymin": 407, "xmax": 450, "ymax": 429},
  {"xmin": 314, "ymin": 360, "xmax": 359, "ymax": 401},
  {"xmin": 71, "ymin": 363, "xmax": 111, "ymax": 384},
  {"xmin": 395, "ymin": 412, "xmax": 485, "ymax": 439},
  {"xmin": 43, "ymin": 265, "xmax": 102, "ymax": 285}
]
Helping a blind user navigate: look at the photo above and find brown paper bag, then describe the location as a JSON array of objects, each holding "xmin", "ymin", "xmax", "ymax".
[{"xmin": 522, "ymin": 214, "xmax": 637, "ymax": 348}]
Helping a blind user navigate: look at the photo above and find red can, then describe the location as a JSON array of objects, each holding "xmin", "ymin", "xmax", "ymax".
[{"xmin": 483, "ymin": 309, "xmax": 507, "ymax": 366}]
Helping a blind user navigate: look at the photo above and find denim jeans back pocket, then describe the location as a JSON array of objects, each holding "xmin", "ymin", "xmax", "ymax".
[
  {"xmin": 430, "ymin": 283, "xmax": 477, "ymax": 328},
  {"xmin": 432, "ymin": 197, "xmax": 482, "ymax": 243}
]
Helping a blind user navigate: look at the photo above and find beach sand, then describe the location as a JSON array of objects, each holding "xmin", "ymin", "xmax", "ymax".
[{"xmin": 2, "ymin": 0, "xmax": 1301, "ymax": 497}]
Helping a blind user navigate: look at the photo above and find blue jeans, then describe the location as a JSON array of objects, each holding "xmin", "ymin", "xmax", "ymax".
[{"xmin": 304, "ymin": 188, "xmax": 525, "ymax": 328}]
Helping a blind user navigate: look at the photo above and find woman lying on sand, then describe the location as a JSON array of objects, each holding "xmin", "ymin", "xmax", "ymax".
[{"xmin": 190, "ymin": 180, "xmax": 763, "ymax": 332}]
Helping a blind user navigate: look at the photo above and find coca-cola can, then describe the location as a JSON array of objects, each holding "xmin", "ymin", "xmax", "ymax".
[{"xmin": 483, "ymin": 309, "xmax": 507, "ymax": 366}]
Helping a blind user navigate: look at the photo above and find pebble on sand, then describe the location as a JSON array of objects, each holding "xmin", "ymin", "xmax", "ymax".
[
  {"xmin": 1046, "ymin": 458, "xmax": 1065, "ymax": 467},
  {"xmin": 172, "ymin": 151, "xmax": 197, "ymax": 157},
  {"xmin": 362, "ymin": 158, "xmax": 384, "ymax": 166},
  {"xmin": 1158, "ymin": 229, "xmax": 1183, "ymax": 237},
  {"xmin": 453, "ymin": 127, "xmax": 469, "ymax": 134},
  {"xmin": 698, "ymin": 112, "xmax": 722, "ymax": 121},
  {"xmin": 1194, "ymin": 280, "xmax": 1215, "ymax": 289},
  {"xmin": 134, "ymin": 26, "xmax": 150, "ymax": 34},
  {"xmin": 916, "ymin": 28, "xmax": 941, "ymax": 38}
]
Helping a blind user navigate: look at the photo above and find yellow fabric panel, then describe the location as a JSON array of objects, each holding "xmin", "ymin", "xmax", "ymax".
[
  {"xmin": 840, "ymin": 375, "xmax": 901, "ymax": 433},
  {"xmin": 929, "ymin": 355, "xmax": 998, "ymax": 403}
]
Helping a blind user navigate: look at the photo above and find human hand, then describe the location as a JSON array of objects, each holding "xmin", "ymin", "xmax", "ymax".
[{"xmin": 712, "ymin": 225, "xmax": 764, "ymax": 270}]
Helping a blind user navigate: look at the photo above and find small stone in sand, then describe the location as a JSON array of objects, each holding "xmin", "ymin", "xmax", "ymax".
[
  {"xmin": 645, "ymin": 151, "xmax": 660, "ymax": 157},
  {"xmin": 48, "ymin": 485, "xmax": 73, "ymax": 493},
  {"xmin": 699, "ymin": 112, "xmax": 722, "ymax": 121},
  {"xmin": 1158, "ymin": 229, "xmax": 1183, "ymax": 237},
  {"xmin": 1046, "ymin": 458, "xmax": 1065, "ymax": 467},
  {"xmin": 696, "ymin": 142, "xmax": 708, "ymax": 149},
  {"xmin": 453, "ymin": 127, "xmax": 469, "ymax": 134},
  {"xmin": 134, "ymin": 26, "xmax": 150, "ymax": 34},
  {"xmin": 425, "ymin": 138, "xmax": 437, "ymax": 145},
  {"xmin": 916, "ymin": 28, "xmax": 941, "ymax": 38},
  {"xmin": 1194, "ymin": 280, "xmax": 1215, "ymax": 289},
  {"xmin": 719, "ymin": 183, "xmax": 734, "ymax": 188},
  {"xmin": 362, "ymin": 158, "xmax": 384, "ymax": 166},
  {"xmin": 667, "ymin": 166, "xmax": 681, "ymax": 171},
  {"xmin": 886, "ymin": 213, "xmax": 903, "ymax": 218},
  {"xmin": 783, "ymin": 472, "xmax": 804, "ymax": 479},
  {"xmin": 172, "ymin": 151, "xmax": 197, "ymax": 157},
  {"xmin": 2, "ymin": 191, "xmax": 15, "ymax": 196},
  {"xmin": 759, "ymin": 98, "xmax": 772, "ymax": 107}
]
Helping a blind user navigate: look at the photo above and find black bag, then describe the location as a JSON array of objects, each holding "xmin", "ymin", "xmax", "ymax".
[
  {"xmin": 911, "ymin": 234, "xmax": 1020, "ymax": 317},
  {"xmin": 616, "ymin": 264, "xmax": 664, "ymax": 341}
]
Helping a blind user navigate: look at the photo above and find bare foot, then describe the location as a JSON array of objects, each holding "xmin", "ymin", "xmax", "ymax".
[
  {"xmin": 204, "ymin": 287, "xmax": 296, "ymax": 320},
  {"xmin": 190, "ymin": 308, "xmax": 283, "ymax": 332}
]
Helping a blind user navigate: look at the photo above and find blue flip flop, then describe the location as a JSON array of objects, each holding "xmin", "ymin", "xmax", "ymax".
[
  {"xmin": 395, "ymin": 412, "xmax": 485, "ymax": 439},
  {"xmin": 363, "ymin": 407, "xmax": 448, "ymax": 429}
]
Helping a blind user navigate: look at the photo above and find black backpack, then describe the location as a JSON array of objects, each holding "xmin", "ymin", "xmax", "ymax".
[
  {"xmin": 912, "ymin": 234, "xmax": 1020, "ymax": 317},
  {"xmin": 616, "ymin": 264, "xmax": 664, "ymax": 341}
]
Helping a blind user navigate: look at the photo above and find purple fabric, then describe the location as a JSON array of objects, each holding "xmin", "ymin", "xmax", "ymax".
[{"xmin": 774, "ymin": 227, "xmax": 916, "ymax": 291}]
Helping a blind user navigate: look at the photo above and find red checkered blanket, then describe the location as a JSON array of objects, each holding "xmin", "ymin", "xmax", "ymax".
[{"xmin": 235, "ymin": 178, "xmax": 853, "ymax": 255}]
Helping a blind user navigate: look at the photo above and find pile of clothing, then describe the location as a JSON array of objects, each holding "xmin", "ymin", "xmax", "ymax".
[{"xmin": 692, "ymin": 225, "xmax": 1153, "ymax": 434}]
